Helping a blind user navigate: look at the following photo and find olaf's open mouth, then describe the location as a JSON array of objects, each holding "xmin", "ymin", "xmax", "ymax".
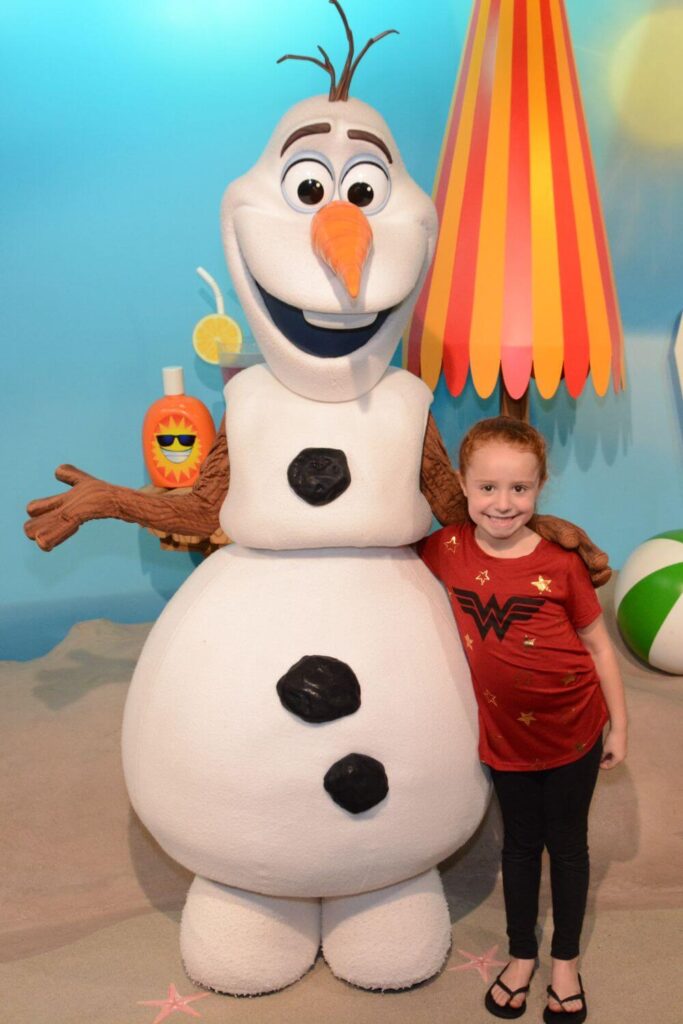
[{"xmin": 256, "ymin": 282, "xmax": 394, "ymax": 357}]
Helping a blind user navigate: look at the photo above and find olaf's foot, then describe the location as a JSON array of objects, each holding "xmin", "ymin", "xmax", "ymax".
[
  {"xmin": 180, "ymin": 876, "xmax": 321, "ymax": 995},
  {"xmin": 321, "ymin": 867, "xmax": 451, "ymax": 990}
]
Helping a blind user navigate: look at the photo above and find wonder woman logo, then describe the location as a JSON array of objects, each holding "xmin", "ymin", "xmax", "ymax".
[{"xmin": 452, "ymin": 589, "xmax": 545, "ymax": 641}]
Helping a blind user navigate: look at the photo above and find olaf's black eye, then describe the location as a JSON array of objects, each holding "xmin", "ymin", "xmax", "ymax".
[
  {"xmin": 282, "ymin": 155, "xmax": 334, "ymax": 212},
  {"xmin": 340, "ymin": 158, "xmax": 390, "ymax": 214},
  {"xmin": 347, "ymin": 181, "xmax": 374, "ymax": 207},
  {"xmin": 297, "ymin": 178, "xmax": 325, "ymax": 205}
]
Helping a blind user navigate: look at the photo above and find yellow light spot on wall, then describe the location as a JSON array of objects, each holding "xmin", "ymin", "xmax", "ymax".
[{"xmin": 609, "ymin": 9, "xmax": 683, "ymax": 149}]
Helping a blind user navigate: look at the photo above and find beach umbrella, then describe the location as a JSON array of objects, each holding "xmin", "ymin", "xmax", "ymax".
[{"xmin": 405, "ymin": 0, "xmax": 625, "ymax": 415}]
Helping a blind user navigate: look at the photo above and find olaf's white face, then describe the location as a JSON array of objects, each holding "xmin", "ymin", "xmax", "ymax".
[{"xmin": 221, "ymin": 95, "xmax": 438, "ymax": 401}]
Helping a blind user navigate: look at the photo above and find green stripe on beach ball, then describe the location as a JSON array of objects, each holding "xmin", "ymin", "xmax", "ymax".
[{"xmin": 617, "ymin": 563, "xmax": 683, "ymax": 662}]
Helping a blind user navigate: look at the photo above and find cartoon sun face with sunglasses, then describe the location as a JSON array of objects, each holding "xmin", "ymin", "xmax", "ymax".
[{"xmin": 149, "ymin": 414, "xmax": 205, "ymax": 485}]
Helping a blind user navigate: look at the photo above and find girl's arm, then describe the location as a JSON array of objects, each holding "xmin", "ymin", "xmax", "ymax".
[{"xmin": 577, "ymin": 614, "xmax": 628, "ymax": 770}]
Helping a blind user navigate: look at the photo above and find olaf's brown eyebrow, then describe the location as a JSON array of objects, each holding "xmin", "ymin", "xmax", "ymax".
[
  {"xmin": 347, "ymin": 130, "xmax": 393, "ymax": 164},
  {"xmin": 280, "ymin": 122, "xmax": 332, "ymax": 157}
]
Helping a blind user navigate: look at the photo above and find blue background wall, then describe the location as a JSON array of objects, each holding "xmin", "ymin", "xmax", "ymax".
[{"xmin": 3, "ymin": 0, "xmax": 682, "ymax": 658}]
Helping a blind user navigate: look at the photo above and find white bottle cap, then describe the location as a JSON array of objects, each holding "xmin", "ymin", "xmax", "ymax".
[{"xmin": 162, "ymin": 366, "xmax": 185, "ymax": 396}]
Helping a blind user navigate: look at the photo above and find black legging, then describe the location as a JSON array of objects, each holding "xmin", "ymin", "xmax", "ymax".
[{"xmin": 489, "ymin": 736, "xmax": 602, "ymax": 961}]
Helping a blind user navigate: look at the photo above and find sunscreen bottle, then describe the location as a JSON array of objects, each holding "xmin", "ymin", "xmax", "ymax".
[{"xmin": 142, "ymin": 367, "xmax": 216, "ymax": 489}]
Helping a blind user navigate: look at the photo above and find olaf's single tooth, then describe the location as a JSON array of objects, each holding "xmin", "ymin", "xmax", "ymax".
[{"xmin": 303, "ymin": 310, "xmax": 378, "ymax": 330}]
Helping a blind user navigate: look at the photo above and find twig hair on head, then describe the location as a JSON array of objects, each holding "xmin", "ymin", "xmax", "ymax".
[{"xmin": 277, "ymin": 0, "xmax": 398, "ymax": 102}]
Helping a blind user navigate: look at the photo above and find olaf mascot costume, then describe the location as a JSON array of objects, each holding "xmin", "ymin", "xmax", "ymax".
[
  {"xmin": 23, "ymin": 1, "xmax": 610, "ymax": 1000},
  {"xmin": 122, "ymin": 59, "xmax": 490, "ymax": 998}
]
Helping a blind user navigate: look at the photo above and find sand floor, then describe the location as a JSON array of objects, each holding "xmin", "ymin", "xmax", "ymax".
[{"xmin": 2, "ymin": 578, "xmax": 681, "ymax": 1023}]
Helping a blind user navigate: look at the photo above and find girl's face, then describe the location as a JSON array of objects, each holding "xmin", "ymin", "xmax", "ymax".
[{"xmin": 460, "ymin": 442, "xmax": 543, "ymax": 545}]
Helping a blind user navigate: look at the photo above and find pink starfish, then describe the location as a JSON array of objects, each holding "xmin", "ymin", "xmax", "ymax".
[
  {"xmin": 448, "ymin": 944, "xmax": 506, "ymax": 983},
  {"xmin": 138, "ymin": 982, "xmax": 210, "ymax": 1023}
]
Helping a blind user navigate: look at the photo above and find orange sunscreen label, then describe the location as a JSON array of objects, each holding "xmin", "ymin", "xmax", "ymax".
[{"xmin": 143, "ymin": 370, "xmax": 216, "ymax": 488}]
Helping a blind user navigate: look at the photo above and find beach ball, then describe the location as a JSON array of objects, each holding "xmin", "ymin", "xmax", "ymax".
[{"xmin": 615, "ymin": 530, "xmax": 683, "ymax": 674}]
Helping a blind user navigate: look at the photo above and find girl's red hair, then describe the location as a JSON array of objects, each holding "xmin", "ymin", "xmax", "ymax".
[{"xmin": 459, "ymin": 417, "xmax": 548, "ymax": 484}]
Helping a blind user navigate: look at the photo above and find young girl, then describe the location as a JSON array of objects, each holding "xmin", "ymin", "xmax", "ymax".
[{"xmin": 418, "ymin": 417, "xmax": 627, "ymax": 1024}]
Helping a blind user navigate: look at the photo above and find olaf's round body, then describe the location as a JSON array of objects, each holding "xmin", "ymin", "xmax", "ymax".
[
  {"xmin": 122, "ymin": 542, "xmax": 487, "ymax": 896},
  {"xmin": 122, "ymin": 365, "xmax": 488, "ymax": 900}
]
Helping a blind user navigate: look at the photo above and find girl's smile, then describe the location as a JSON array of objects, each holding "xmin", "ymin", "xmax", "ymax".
[{"xmin": 459, "ymin": 442, "xmax": 543, "ymax": 554}]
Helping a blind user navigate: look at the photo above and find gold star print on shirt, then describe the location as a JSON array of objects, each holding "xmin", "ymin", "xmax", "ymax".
[{"xmin": 424, "ymin": 521, "xmax": 608, "ymax": 773}]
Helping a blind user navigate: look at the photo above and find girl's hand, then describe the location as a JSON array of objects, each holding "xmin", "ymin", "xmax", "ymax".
[{"xmin": 600, "ymin": 728, "xmax": 627, "ymax": 770}]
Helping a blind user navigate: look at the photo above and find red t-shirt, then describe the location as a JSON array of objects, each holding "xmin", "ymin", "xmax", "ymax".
[{"xmin": 418, "ymin": 522, "xmax": 608, "ymax": 771}]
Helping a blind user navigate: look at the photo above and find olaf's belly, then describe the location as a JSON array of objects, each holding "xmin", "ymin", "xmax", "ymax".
[{"xmin": 122, "ymin": 544, "xmax": 489, "ymax": 897}]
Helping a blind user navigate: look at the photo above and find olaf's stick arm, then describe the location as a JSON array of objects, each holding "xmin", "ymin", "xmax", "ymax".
[
  {"xmin": 25, "ymin": 420, "xmax": 229, "ymax": 551},
  {"xmin": 419, "ymin": 413, "xmax": 468, "ymax": 527}
]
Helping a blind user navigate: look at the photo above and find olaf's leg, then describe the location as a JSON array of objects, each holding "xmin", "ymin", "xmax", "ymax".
[
  {"xmin": 321, "ymin": 867, "xmax": 451, "ymax": 990},
  {"xmin": 180, "ymin": 875, "xmax": 321, "ymax": 995}
]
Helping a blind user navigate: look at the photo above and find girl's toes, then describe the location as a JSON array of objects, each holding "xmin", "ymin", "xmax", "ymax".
[{"xmin": 496, "ymin": 986, "xmax": 510, "ymax": 1006}]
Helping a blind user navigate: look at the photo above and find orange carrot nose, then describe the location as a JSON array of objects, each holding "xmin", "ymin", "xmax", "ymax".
[{"xmin": 311, "ymin": 200, "xmax": 373, "ymax": 299}]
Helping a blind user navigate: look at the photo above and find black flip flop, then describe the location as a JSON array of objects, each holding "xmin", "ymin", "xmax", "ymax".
[
  {"xmin": 543, "ymin": 974, "xmax": 587, "ymax": 1024},
  {"xmin": 484, "ymin": 963, "xmax": 534, "ymax": 1019}
]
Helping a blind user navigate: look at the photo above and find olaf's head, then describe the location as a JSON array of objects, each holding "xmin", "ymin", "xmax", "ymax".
[{"xmin": 222, "ymin": 99, "xmax": 437, "ymax": 400}]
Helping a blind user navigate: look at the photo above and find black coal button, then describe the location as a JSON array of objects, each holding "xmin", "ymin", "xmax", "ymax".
[
  {"xmin": 323, "ymin": 753, "xmax": 389, "ymax": 814},
  {"xmin": 287, "ymin": 448, "xmax": 351, "ymax": 506},
  {"xmin": 277, "ymin": 655, "xmax": 361, "ymax": 723}
]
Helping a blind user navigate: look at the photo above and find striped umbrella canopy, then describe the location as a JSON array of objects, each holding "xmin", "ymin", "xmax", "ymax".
[{"xmin": 404, "ymin": 0, "xmax": 625, "ymax": 400}]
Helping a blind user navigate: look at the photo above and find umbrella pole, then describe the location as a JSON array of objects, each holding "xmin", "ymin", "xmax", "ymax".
[{"xmin": 499, "ymin": 383, "xmax": 529, "ymax": 422}]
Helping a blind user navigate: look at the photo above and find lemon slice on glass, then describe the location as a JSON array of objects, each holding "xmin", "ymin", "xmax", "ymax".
[
  {"xmin": 193, "ymin": 267, "xmax": 243, "ymax": 364},
  {"xmin": 193, "ymin": 313, "xmax": 243, "ymax": 364}
]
